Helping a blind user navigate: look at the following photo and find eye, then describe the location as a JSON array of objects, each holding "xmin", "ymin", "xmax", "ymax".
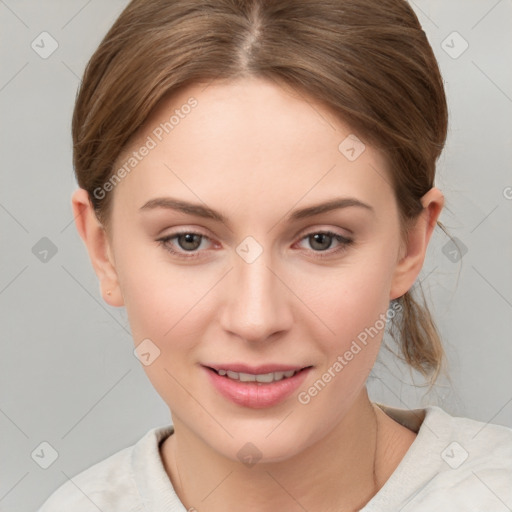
[
  {"xmin": 295, "ymin": 230, "xmax": 354, "ymax": 259},
  {"xmin": 157, "ymin": 230, "xmax": 213, "ymax": 259},
  {"xmin": 157, "ymin": 229, "xmax": 354, "ymax": 260}
]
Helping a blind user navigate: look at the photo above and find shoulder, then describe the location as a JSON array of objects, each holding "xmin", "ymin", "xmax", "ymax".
[
  {"xmin": 370, "ymin": 404, "xmax": 512, "ymax": 511},
  {"xmin": 37, "ymin": 425, "xmax": 173, "ymax": 512},
  {"xmin": 422, "ymin": 406, "xmax": 512, "ymax": 505},
  {"xmin": 37, "ymin": 445, "xmax": 137, "ymax": 512},
  {"xmin": 424, "ymin": 405, "xmax": 512, "ymax": 469}
]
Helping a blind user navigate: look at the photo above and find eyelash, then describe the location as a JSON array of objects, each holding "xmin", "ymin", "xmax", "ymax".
[{"xmin": 156, "ymin": 229, "xmax": 354, "ymax": 260}]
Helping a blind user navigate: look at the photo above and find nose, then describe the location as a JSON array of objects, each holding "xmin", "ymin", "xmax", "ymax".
[{"xmin": 219, "ymin": 245, "xmax": 294, "ymax": 343}]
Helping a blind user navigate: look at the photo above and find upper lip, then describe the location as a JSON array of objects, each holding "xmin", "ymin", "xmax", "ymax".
[{"xmin": 204, "ymin": 363, "xmax": 311, "ymax": 374}]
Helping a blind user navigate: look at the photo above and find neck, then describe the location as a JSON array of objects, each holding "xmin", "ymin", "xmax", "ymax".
[{"xmin": 161, "ymin": 388, "xmax": 385, "ymax": 512}]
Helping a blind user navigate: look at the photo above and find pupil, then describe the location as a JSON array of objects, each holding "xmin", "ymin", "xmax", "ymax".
[
  {"xmin": 311, "ymin": 233, "xmax": 331, "ymax": 250},
  {"xmin": 180, "ymin": 233, "xmax": 201, "ymax": 250}
]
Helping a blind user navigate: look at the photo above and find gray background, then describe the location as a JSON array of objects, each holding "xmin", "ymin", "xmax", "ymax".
[{"xmin": 1, "ymin": 1, "xmax": 511, "ymax": 511}]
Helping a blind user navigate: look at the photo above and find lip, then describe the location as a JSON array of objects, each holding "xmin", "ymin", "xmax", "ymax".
[{"xmin": 202, "ymin": 364, "xmax": 312, "ymax": 409}]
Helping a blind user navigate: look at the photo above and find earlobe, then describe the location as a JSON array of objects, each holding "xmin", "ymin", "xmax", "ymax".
[
  {"xmin": 71, "ymin": 188, "xmax": 124, "ymax": 307},
  {"xmin": 389, "ymin": 187, "xmax": 444, "ymax": 300}
]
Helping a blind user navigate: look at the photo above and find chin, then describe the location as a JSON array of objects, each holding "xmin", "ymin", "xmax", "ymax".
[{"xmin": 206, "ymin": 420, "xmax": 322, "ymax": 467}]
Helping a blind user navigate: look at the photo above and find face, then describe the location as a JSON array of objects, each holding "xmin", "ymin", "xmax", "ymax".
[{"xmin": 102, "ymin": 76, "xmax": 407, "ymax": 462}]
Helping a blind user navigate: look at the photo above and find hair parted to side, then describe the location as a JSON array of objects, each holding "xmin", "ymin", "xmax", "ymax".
[{"xmin": 72, "ymin": 0, "xmax": 449, "ymax": 386}]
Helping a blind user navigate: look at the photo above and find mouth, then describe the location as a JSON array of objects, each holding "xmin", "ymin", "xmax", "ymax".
[
  {"xmin": 204, "ymin": 365, "xmax": 313, "ymax": 384},
  {"xmin": 202, "ymin": 363, "xmax": 314, "ymax": 408}
]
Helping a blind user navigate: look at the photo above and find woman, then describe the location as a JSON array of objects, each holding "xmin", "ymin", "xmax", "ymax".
[{"xmin": 38, "ymin": 0, "xmax": 512, "ymax": 510}]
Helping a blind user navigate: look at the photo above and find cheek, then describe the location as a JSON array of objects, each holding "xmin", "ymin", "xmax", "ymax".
[
  {"xmin": 113, "ymin": 230, "xmax": 209, "ymax": 334},
  {"xmin": 307, "ymin": 249, "xmax": 396, "ymax": 342},
  {"xmin": 298, "ymin": 247, "xmax": 396, "ymax": 388},
  {"xmin": 116, "ymin": 253, "xmax": 212, "ymax": 409},
  {"xmin": 294, "ymin": 267, "xmax": 392, "ymax": 418},
  {"xmin": 118, "ymin": 228, "xmax": 397, "ymax": 355}
]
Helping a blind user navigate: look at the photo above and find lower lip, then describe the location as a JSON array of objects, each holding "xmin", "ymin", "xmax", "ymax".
[{"xmin": 203, "ymin": 366, "xmax": 312, "ymax": 409}]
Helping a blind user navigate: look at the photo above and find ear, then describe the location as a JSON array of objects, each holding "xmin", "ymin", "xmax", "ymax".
[
  {"xmin": 71, "ymin": 188, "xmax": 124, "ymax": 307},
  {"xmin": 389, "ymin": 187, "xmax": 444, "ymax": 300}
]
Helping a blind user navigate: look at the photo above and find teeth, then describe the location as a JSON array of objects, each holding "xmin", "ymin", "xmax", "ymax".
[
  {"xmin": 240, "ymin": 372, "xmax": 257, "ymax": 382},
  {"xmin": 216, "ymin": 369, "xmax": 298, "ymax": 383},
  {"xmin": 256, "ymin": 372, "xmax": 274, "ymax": 383}
]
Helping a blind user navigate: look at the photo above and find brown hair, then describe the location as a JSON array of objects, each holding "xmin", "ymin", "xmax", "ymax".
[{"xmin": 72, "ymin": 0, "xmax": 448, "ymax": 385}]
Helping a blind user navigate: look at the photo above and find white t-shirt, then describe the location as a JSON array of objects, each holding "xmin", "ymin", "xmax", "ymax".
[{"xmin": 37, "ymin": 404, "xmax": 512, "ymax": 511}]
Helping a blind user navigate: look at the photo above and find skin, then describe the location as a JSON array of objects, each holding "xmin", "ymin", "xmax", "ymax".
[{"xmin": 73, "ymin": 76, "xmax": 443, "ymax": 511}]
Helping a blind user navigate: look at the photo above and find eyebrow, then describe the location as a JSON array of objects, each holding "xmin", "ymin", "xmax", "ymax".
[{"xmin": 139, "ymin": 196, "xmax": 374, "ymax": 223}]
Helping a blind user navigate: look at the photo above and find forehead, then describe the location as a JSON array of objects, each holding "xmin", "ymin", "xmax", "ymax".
[{"xmin": 111, "ymin": 77, "xmax": 394, "ymax": 219}]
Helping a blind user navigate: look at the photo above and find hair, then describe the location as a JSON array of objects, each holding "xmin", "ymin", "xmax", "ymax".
[{"xmin": 72, "ymin": 0, "xmax": 449, "ymax": 386}]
